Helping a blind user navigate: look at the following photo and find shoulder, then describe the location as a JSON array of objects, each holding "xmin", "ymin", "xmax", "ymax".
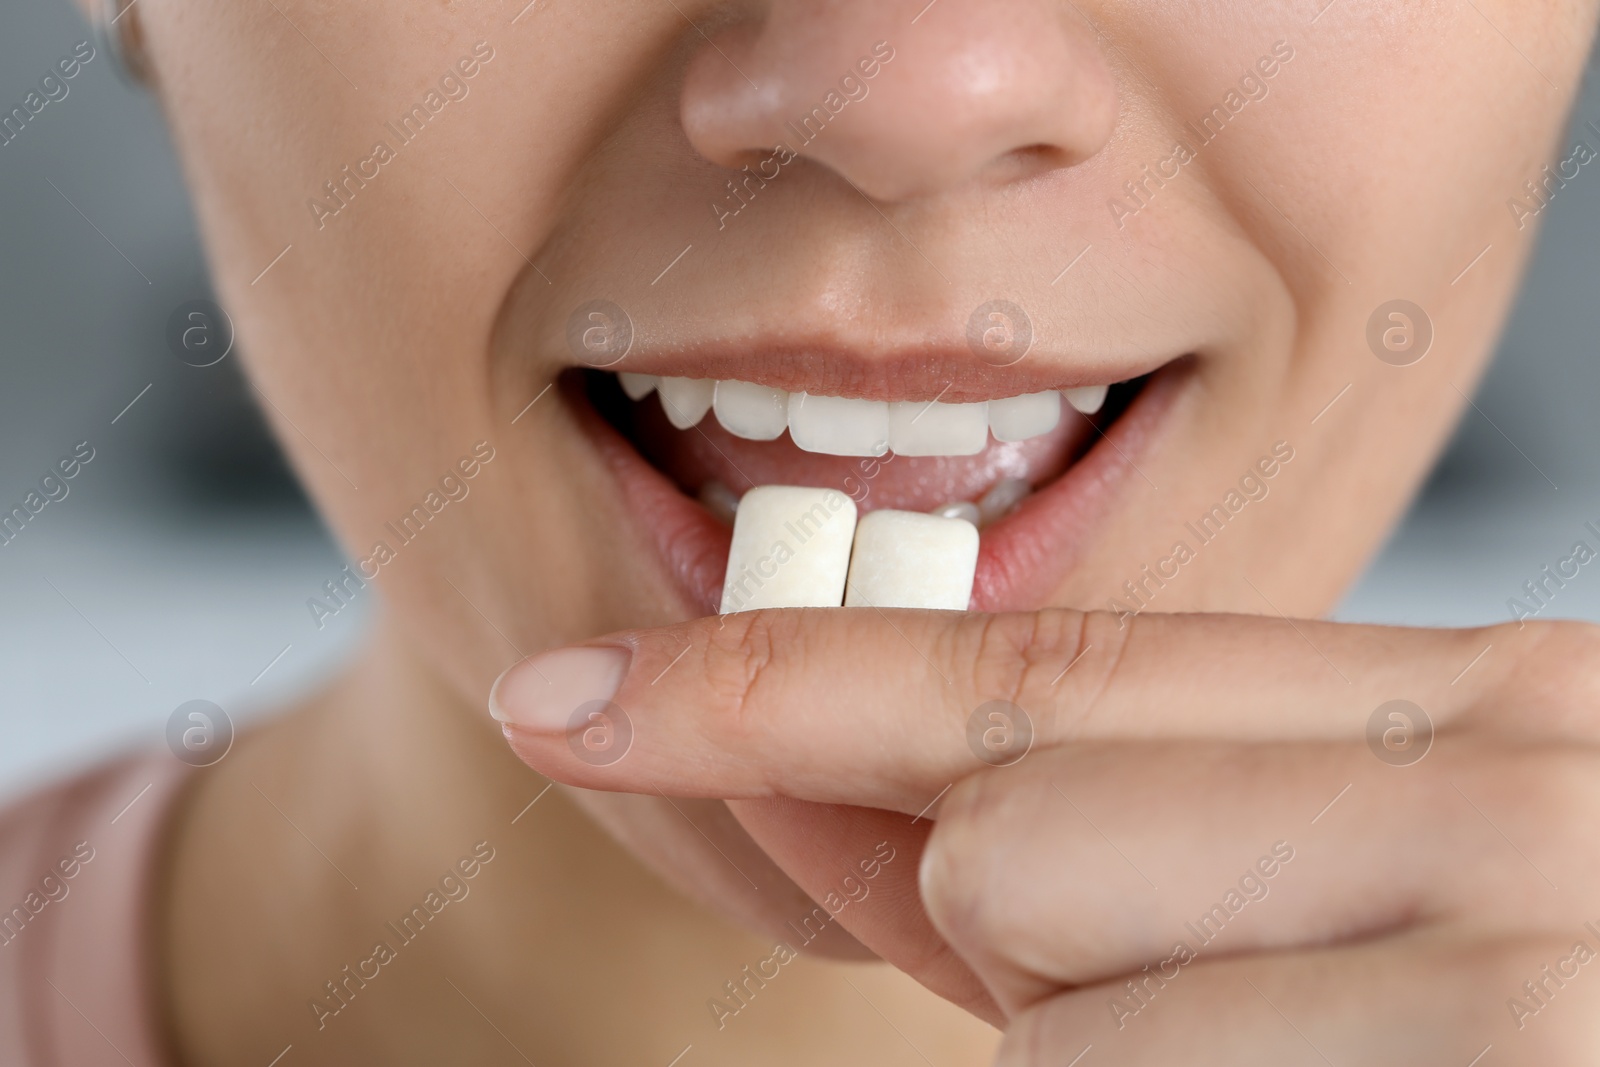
[{"xmin": 0, "ymin": 752, "xmax": 191, "ymax": 1066}]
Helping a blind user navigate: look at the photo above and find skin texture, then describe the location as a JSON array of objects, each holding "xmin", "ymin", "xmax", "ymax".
[
  {"xmin": 77, "ymin": 0, "xmax": 1600, "ymax": 1061},
  {"xmin": 496, "ymin": 609, "xmax": 1600, "ymax": 1061}
]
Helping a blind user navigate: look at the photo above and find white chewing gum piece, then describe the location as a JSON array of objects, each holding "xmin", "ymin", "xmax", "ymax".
[
  {"xmin": 720, "ymin": 486, "xmax": 858, "ymax": 613},
  {"xmin": 888, "ymin": 400, "xmax": 989, "ymax": 456},
  {"xmin": 844, "ymin": 510, "xmax": 979, "ymax": 611}
]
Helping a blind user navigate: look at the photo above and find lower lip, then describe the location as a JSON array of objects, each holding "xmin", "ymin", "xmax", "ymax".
[{"xmin": 571, "ymin": 364, "xmax": 1190, "ymax": 616}]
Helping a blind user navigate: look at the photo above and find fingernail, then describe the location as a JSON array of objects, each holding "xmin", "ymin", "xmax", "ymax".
[{"xmin": 489, "ymin": 646, "xmax": 631, "ymax": 730}]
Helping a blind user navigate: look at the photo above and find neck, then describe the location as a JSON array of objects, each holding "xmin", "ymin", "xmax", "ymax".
[{"xmin": 157, "ymin": 620, "xmax": 995, "ymax": 1066}]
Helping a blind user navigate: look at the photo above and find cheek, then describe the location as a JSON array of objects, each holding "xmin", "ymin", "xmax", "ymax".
[{"xmin": 148, "ymin": 7, "xmax": 570, "ymax": 546}]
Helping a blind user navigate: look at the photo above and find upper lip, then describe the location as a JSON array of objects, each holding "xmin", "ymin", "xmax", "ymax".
[{"xmin": 592, "ymin": 341, "xmax": 1179, "ymax": 403}]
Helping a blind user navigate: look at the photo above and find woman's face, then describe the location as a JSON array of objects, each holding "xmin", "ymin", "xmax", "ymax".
[{"xmin": 131, "ymin": 0, "xmax": 1594, "ymax": 942}]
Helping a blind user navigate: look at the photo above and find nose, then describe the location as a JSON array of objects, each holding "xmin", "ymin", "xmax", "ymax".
[{"xmin": 680, "ymin": 0, "xmax": 1119, "ymax": 203}]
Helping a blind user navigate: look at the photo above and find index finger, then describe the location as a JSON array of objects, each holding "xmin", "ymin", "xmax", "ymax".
[{"xmin": 490, "ymin": 607, "xmax": 1514, "ymax": 813}]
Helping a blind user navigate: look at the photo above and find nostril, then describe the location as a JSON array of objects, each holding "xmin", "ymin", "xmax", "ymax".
[
  {"xmin": 1015, "ymin": 144, "xmax": 1066, "ymax": 165},
  {"xmin": 726, "ymin": 148, "xmax": 774, "ymax": 171},
  {"xmin": 997, "ymin": 144, "xmax": 1073, "ymax": 185}
]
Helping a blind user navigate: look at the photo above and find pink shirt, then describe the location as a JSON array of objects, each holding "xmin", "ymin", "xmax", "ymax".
[{"xmin": 0, "ymin": 753, "xmax": 190, "ymax": 1065}]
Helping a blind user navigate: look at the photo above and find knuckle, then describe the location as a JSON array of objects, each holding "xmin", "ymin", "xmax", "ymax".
[
  {"xmin": 1443, "ymin": 742, "xmax": 1600, "ymax": 876},
  {"xmin": 1070, "ymin": 608, "xmax": 1141, "ymax": 725},
  {"xmin": 919, "ymin": 773, "xmax": 1002, "ymax": 947},
  {"xmin": 1510, "ymin": 747, "xmax": 1600, "ymax": 841},
  {"xmin": 1542, "ymin": 748, "xmax": 1600, "ymax": 808},
  {"xmin": 695, "ymin": 610, "xmax": 789, "ymax": 748},
  {"xmin": 1512, "ymin": 618, "xmax": 1600, "ymax": 669},
  {"xmin": 1499, "ymin": 619, "xmax": 1600, "ymax": 710},
  {"xmin": 921, "ymin": 769, "xmax": 1050, "ymax": 960},
  {"xmin": 957, "ymin": 608, "xmax": 1092, "ymax": 711}
]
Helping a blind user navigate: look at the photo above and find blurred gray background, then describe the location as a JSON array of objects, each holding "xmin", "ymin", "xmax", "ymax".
[{"xmin": 2, "ymin": 5, "xmax": 1597, "ymax": 802}]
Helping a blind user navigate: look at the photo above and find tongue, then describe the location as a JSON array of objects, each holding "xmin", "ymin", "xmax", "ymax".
[{"xmin": 627, "ymin": 399, "xmax": 1091, "ymax": 514}]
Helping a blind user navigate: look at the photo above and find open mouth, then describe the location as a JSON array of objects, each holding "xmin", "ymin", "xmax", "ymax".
[{"xmin": 570, "ymin": 353, "xmax": 1188, "ymax": 616}]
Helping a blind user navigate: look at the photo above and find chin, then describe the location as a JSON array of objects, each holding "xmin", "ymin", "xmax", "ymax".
[{"xmin": 560, "ymin": 787, "xmax": 879, "ymax": 960}]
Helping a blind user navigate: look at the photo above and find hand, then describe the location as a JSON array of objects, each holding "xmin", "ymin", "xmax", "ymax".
[{"xmin": 491, "ymin": 608, "xmax": 1600, "ymax": 1063}]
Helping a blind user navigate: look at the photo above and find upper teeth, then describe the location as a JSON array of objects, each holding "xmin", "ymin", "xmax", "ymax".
[
  {"xmin": 887, "ymin": 398, "xmax": 988, "ymax": 457},
  {"xmin": 618, "ymin": 372, "xmax": 658, "ymax": 401},
  {"xmin": 789, "ymin": 391, "xmax": 890, "ymax": 457},
  {"xmin": 1062, "ymin": 383, "xmax": 1108, "ymax": 416},
  {"xmin": 617, "ymin": 374, "xmax": 1112, "ymax": 457},
  {"xmin": 988, "ymin": 391, "xmax": 1062, "ymax": 442},
  {"xmin": 656, "ymin": 377, "xmax": 715, "ymax": 430},
  {"xmin": 712, "ymin": 379, "xmax": 787, "ymax": 440}
]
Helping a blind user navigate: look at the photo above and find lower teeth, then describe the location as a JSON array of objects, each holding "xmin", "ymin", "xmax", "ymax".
[
  {"xmin": 977, "ymin": 478, "xmax": 1031, "ymax": 525},
  {"xmin": 698, "ymin": 479, "xmax": 741, "ymax": 526},
  {"xmin": 930, "ymin": 500, "xmax": 981, "ymax": 525},
  {"xmin": 702, "ymin": 478, "xmax": 1032, "ymax": 534}
]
